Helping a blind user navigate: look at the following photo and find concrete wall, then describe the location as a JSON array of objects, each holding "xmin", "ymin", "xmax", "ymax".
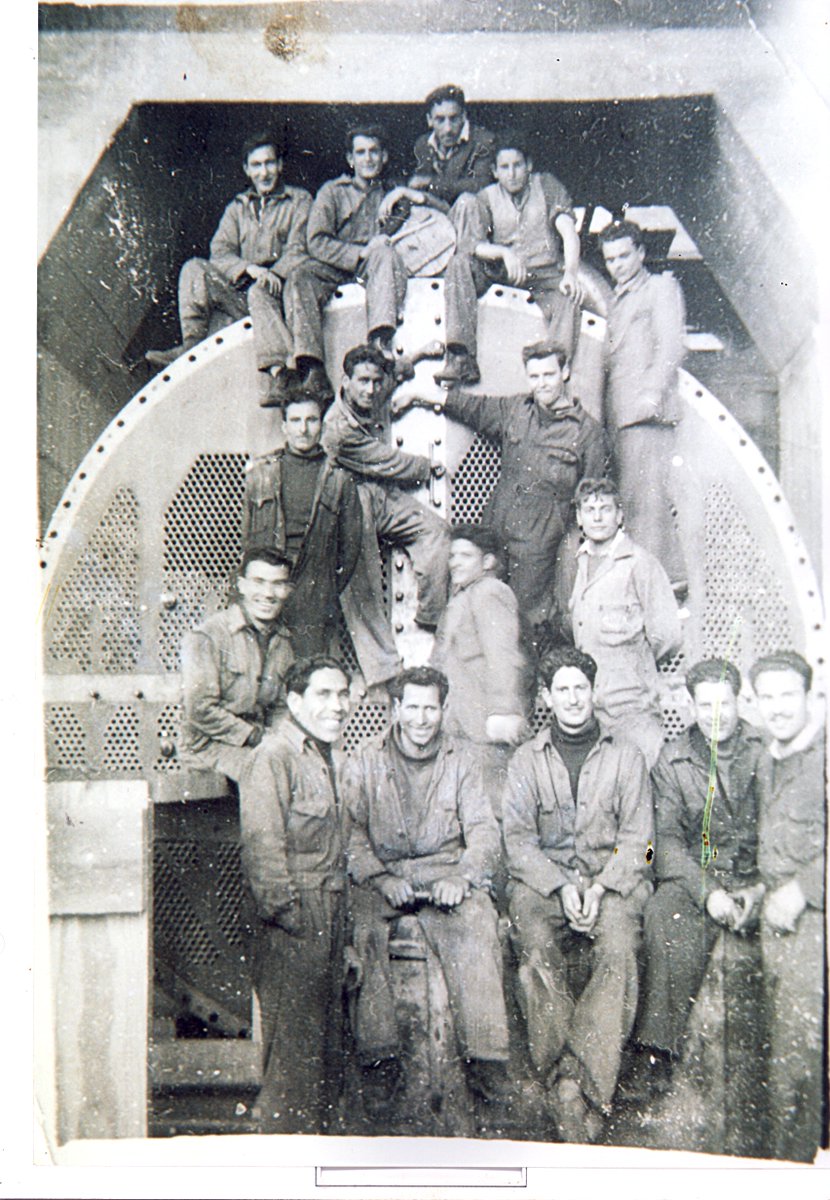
[{"xmin": 38, "ymin": 4, "xmax": 828, "ymax": 570}]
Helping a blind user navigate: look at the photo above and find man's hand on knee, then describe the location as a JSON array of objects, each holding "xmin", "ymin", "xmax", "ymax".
[
  {"xmin": 430, "ymin": 877, "xmax": 470, "ymax": 909},
  {"xmin": 375, "ymin": 874, "xmax": 415, "ymax": 908},
  {"xmin": 559, "ymin": 883, "xmax": 583, "ymax": 929}
]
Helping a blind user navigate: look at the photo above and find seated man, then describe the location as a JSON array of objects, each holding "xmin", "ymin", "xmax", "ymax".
[
  {"xmin": 600, "ymin": 218, "xmax": 687, "ymax": 593},
  {"xmin": 323, "ymin": 343, "xmax": 450, "ymax": 632},
  {"xmin": 568, "ymin": 477, "xmax": 682, "ymax": 768},
  {"xmin": 179, "ymin": 547, "xmax": 294, "ymax": 781},
  {"xmin": 409, "ymin": 83, "xmax": 496, "ymax": 207},
  {"xmin": 345, "ymin": 667, "xmax": 510, "ymax": 1110},
  {"xmin": 282, "ymin": 124, "xmax": 442, "ymax": 386},
  {"xmin": 630, "ymin": 657, "xmax": 765, "ymax": 1096},
  {"xmin": 398, "ymin": 341, "xmax": 607, "ymax": 630},
  {"xmin": 432, "ymin": 523, "xmax": 529, "ymax": 816},
  {"xmin": 243, "ymin": 656, "xmax": 352, "ymax": 1133},
  {"xmin": 146, "ymin": 131, "xmax": 312, "ymax": 404},
  {"xmin": 503, "ymin": 646, "xmax": 653, "ymax": 1143},
  {"xmin": 438, "ymin": 130, "xmax": 584, "ymax": 383},
  {"xmin": 751, "ymin": 651, "xmax": 825, "ymax": 1163}
]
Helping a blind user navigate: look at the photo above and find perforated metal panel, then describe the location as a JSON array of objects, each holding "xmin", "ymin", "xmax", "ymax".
[
  {"xmin": 158, "ymin": 453, "xmax": 247, "ymax": 670},
  {"xmin": 341, "ymin": 701, "xmax": 390, "ymax": 756},
  {"xmin": 46, "ymin": 704, "xmax": 89, "ymax": 771},
  {"xmin": 46, "ymin": 486, "xmax": 140, "ymax": 673},
  {"xmin": 449, "ymin": 435, "xmax": 501, "ymax": 525},
  {"xmin": 702, "ymin": 481, "xmax": 796, "ymax": 664},
  {"xmin": 153, "ymin": 703, "xmax": 182, "ymax": 773},
  {"xmin": 101, "ymin": 704, "xmax": 143, "ymax": 772}
]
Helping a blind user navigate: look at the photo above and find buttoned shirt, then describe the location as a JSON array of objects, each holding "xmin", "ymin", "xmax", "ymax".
[
  {"xmin": 180, "ymin": 602, "xmax": 294, "ymax": 754},
  {"xmin": 503, "ymin": 725, "xmax": 654, "ymax": 897},
  {"xmin": 209, "ymin": 184, "xmax": 312, "ymax": 285},
  {"xmin": 242, "ymin": 716, "xmax": 345, "ymax": 918}
]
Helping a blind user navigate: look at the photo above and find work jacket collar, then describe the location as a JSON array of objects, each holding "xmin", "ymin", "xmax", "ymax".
[
  {"xmin": 531, "ymin": 722, "xmax": 614, "ymax": 757},
  {"xmin": 528, "ymin": 393, "xmax": 581, "ymax": 425},
  {"xmin": 614, "ymin": 265, "xmax": 651, "ymax": 300},
  {"xmin": 227, "ymin": 601, "xmax": 290, "ymax": 642},
  {"xmin": 239, "ymin": 184, "xmax": 289, "ymax": 206},
  {"xmin": 428, "ymin": 119, "xmax": 471, "ymax": 159},
  {"xmin": 665, "ymin": 720, "xmax": 763, "ymax": 768},
  {"xmin": 769, "ymin": 719, "xmax": 823, "ymax": 762},
  {"xmin": 577, "ymin": 528, "xmax": 630, "ymax": 561}
]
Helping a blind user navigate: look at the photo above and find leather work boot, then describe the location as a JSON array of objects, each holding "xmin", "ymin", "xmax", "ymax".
[
  {"xmin": 434, "ymin": 347, "xmax": 480, "ymax": 386},
  {"xmin": 301, "ymin": 361, "xmax": 334, "ymax": 401},
  {"xmin": 260, "ymin": 365, "xmax": 299, "ymax": 409}
]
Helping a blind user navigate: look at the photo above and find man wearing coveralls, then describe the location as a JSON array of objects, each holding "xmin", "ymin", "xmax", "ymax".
[
  {"xmin": 242, "ymin": 657, "xmax": 352, "ymax": 1134},
  {"xmin": 179, "ymin": 547, "xmax": 295, "ymax": 782},
  {"xmin": 344, "ymin": 667, "xmax": 511, "ymax": 1109},
  {"xmin": 600, "ymin": 218, "xmax": 687, "ymax": 592},
  {"xmin": 281, "ymin": 123, "xmax": 444, "ymax": 392},
  {"xmin": 751, "ymin": 651, "xmax": 826, "ymax": 1163},
  {"xmin": 146, "ymin": 131, "xmax": 312, "ymax": 406},
  {"xmin": 631, "ymin": 657, "xmax": 765, "ymax": 1102},
  {"xmin": 323, "ymin": 344, "xmax": 450, "ymax": 632},
  {"xmin": 568, "ymin": 477, "xmax": 682, "ymax": 768},
  {"xmin": 398, "ymin": 340, "xmax": 607, "ymax": 631},
  {"xmin": 503, "ymin": 645, "xmax": 653, "ymax": 1143}
]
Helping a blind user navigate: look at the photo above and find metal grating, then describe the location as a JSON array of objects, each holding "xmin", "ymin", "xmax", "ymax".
[
  {"xmin": 341, "ymin": 701, "xmax": 390, "ymax": 756},
  {"xmin": 47, "ymin": 487, "xmax": 141, "ymax": 673},
  {"xmin": 154, "ymin": 841, "xmax": 221, "ymax": 967},
  {"xmin": 658, "ymin": 650, "xmax": 691, "ymax": 741},
  {"xmin": 158, "ymin": 453, "xmax": 247, "ymax": 670},
  {"xmin": 211, "ymin": 843, "xmax": 247, "ymax": 947},
  {"xmin": 702, "ymin": 482, "xmax": 795, "ymax": 666},
  {"xmin": 46, "ymin": 704, "xmax": 89, "ymax": 770},
  {"xmin": 101, "ymin": 704, "xmax": 143, "ymax": 772},
  {"xmin": 450, "ymin": 435, "xmax": 501, "ymax": 525},
  {"xmin": 153, "ymin": 703, "xmax": 182, "ymax": 773}
]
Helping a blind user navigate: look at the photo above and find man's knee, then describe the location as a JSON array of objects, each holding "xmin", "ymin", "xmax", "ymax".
[
  {"xmin": 508, "ymin": 884, "xmax": 558, "ymax": 952},
  {"xmin": 179, "ymin": 257, "xmax": 212, "ymax": 290}
]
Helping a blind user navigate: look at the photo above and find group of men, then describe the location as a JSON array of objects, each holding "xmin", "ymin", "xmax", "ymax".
[{"xmin": 169, "ymin": 85, "xmax": 826, "ymax": 1159}]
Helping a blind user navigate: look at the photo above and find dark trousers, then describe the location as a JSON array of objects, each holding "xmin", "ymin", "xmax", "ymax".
[
  {"xmin": 762, "ymin": 908, "xmax": 825, "ymax": 1162},
  {"xmin": 253, "ymin": 887, "xmax": 345, "ymax": 1133},
  {"xmin": 637, "ymin": 880, "xmax": 720, "ymax": 1056}
]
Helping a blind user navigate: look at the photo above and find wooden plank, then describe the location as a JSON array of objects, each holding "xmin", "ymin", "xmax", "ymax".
[
  {"xmin": 50, "ymin": 911, "xmax": 148, "ymax": 1142},
  {"xmin": 47, "ymin": 781, "xmax": 148, "ymax": 915}
]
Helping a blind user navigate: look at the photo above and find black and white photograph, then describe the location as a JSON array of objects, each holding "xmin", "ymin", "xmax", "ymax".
[{"xmin": 29, "ymin": 0, "xmax": 828, "ymax": 1189}]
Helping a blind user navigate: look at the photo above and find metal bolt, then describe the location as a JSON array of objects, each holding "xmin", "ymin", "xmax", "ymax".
[
  {"xmin": 160, "ymin": 592, "xmax": 178, "ymax": 610},
  {"xmin": 394, "ymin": 623, "xmax": 404, "ymax": 634},
  {"xmin": 395, "ymin": 592, "xmax": 404, "ymax": 602},
  {"xmin": 159, "ymin": 738, "xmax": 176, "ymax": 760},
  {"xmin": 395, "ymin": 558, "xmax": 405, "ymax": 571},
  {"xmin": 89, "ymin": 691, "xmax": 101, "ymax": 701},
  {"xmin": 135, "ymin": 690, "xmax": 145, "ymax": 700},
  {"xmin": 395, "ymin": 436, "xmax": 404, "ymax": 447}
]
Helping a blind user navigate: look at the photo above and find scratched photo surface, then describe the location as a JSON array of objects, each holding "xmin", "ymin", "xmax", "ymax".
[{"xmin": 37, "ymin": 0, "xmax": 827, "ymax": 1168}]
